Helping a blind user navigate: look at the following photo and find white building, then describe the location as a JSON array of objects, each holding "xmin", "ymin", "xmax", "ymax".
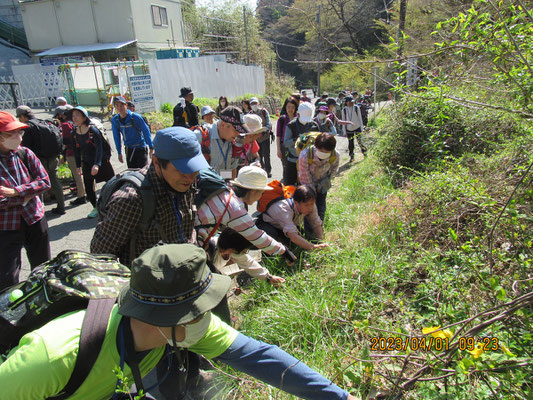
[{"xmin": 19, "ymin": 0, "xmax": 185, "ymax": 61}]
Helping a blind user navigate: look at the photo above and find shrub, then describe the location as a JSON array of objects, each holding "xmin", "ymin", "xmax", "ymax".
[
  {"xmin": 380, "ymin": 134, "xmax": 532, "ymax": 262},
  {"xmin": 374, "ymin": 95, "xmax": 525, "ymax": 183},
  {"xmin": 160, "ymin": 102, "xmax": 173, "ymax": 113}
]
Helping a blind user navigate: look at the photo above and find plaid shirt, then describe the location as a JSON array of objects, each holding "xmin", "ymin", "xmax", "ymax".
[
  {"xmin": 0, "ymin": 147, "xmax": 50, "ymax": 230},
  {"xmin": 90, "ymin": 164, "xmax": 195, "ymax": 266}
]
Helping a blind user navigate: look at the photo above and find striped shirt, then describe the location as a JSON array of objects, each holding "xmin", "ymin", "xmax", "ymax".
[
  {"xmin": 0, "ymin": 147, "xmax": 50, "ymax": 230},
  {"xmin": 298, "ymin": 147, "xmax": 340, "ymax": 192},
  {"xmin": 195, "ymin": 191, "xmax": 285, "ymax": 256}
]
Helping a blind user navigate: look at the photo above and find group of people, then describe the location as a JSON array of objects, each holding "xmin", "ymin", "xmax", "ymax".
[{"xmin": 0, "ymin": 85, "xmax": 369, "ymax": 399}]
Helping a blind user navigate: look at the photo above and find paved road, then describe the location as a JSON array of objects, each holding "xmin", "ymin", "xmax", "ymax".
[{"xmin": 18, "ymin": 103, "xmax": 384, "ymax": 278}]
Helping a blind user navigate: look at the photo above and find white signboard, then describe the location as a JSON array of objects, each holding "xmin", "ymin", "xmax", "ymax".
[
  {"xmin": 406, "ymin": 57, "xmax": 419, "ymax": 86},
  {"xmin": 129, "ymin": 75, "xmax": 155, "ymax": 113}
]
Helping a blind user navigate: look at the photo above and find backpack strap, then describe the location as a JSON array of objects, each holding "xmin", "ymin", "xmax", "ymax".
[
  {"xmin": 50, "ymin": 298, "xmax": 116, "ymax": 400},
  {"xmin": 16, "ymin": 148, "xmax": 29, "ymax": 170},
  {"xmin": 128, "ymin": 174, "xmax": 158, "ymax": 263},
  {"xmin": 129, "ymin": 114, "xmax": 143, "ymax": 138},
  {"xmin": 202, "ymin": 189, "xmax": 233, "ymax": 250}
]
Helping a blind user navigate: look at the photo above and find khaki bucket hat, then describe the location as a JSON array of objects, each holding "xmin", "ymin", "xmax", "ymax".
[{"xmin": 118, "ymin": 244, "xmax": 231, "ymax": 326}]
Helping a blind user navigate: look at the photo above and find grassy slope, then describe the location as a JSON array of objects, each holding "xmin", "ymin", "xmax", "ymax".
[{"xmin": 218, "ymin": 151, "xmax": 531, "ymax": 399}]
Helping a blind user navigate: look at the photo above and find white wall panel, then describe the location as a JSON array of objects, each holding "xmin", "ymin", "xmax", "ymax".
[{"xmin": 148, "ymin": 57, "xmax": 265, "ymax": 109}]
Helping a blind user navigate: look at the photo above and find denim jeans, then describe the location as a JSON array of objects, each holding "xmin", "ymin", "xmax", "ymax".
[{"xmin": 216, "ymin": 333, "xmax": 348, "ymax": 400}]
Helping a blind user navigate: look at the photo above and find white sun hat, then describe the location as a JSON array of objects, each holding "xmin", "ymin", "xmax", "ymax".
[
  {"xmin": 230, "ymin": 166, "xmax": 273, "ymax": 191},
  {"xmin": 243, "ymin": 114, "xmax": 266, "ymax": 134}
]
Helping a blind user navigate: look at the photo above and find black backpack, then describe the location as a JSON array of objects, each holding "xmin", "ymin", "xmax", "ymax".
[
  {"xmin": 0, "ymin": 250, "xmax": 130, "ymax": 399},
  {"xmin": 27, "ymin": 119, "xmax": 63, "ymax": 158},
  {"xmin": 194, "ymin": 168, "xmax": 229, "ymax": 208},
  {"xmin": 96, "ymin": 169, "xmax": 157, "ymax": 262}
]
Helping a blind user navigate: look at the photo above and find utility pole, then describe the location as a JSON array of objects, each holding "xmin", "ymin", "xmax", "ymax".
[
  {"xmin": 373, "ymin": 66, "xmax": 378, "ymax": 118},
  {"xmin": 397, "ymin": 0, "xmax": 407, "ymax": 58},
  {"xmin": 396, "ymin": 0, "xmax": 408, "ymax": 88},
  {"xmin": 243, "ymin": 6, "xmax": 250, "ymax": 65},
  {"xmin": 275, "ymin": 44, "xmax": 281, "ymax": 80},
  {"xmin": 316, "ymin": 5, "xmax": 321, "ymax": 96}
]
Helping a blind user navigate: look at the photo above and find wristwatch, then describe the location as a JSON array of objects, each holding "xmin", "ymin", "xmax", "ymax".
[{"xmin": 266, "ymin": 274, "xmax": 273, "ymax": 283}]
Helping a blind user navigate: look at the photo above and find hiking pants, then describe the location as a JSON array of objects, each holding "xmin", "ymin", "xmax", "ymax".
[
  {"xmin": 283, "ymin": 161, "xmax": 298, "ymax": 186},
  {"xmin": 66, "ymin": 155, "xmax": 86, "ymax": 198},
  {"xmin": 0, "ymin": 217, "xmax": 50, "ymax": 290},
  {"xmin": 346, "ymin": 128, "xmax": 365, "ymax": 156},
  {"xmin": 258, "ymin": 138, "xmax": 271, "ymax": 175},
  {"xmin": 256, "ymin": 216, "xmax": 291, "ymax": 247},
  {"xmin": 81, "ymin": 162, "xmax": 98, "ymax": 207},
  {"xmin": 126, "ymin": 146, "xmax": 149, "ymax": 169},
  {"xmin": 40, "ymin": 156, "xmax": 64, "ymax": 209}
]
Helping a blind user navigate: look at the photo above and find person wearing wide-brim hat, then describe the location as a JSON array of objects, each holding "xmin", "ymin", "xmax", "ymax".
[
  {"xmin": 173, "ymin": 87, "xmax": 200, "ymax": 128},
  {"xmin": 195, "ymin": 165, "xmax": 297, "ymax": 280},
  {"xmin": 119, "ymin": 243, "xmax": 356, "ymax": 399},
  {"xmin": 1, "ymin": 243, "xmax": 357, "ymax": 399},
  {"xmin": 71, "ymin": 106, "xmax": 114, "ymax": 218}
]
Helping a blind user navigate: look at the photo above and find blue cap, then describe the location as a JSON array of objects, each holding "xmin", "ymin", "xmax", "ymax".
[{"xmin": 153, "ymin": 127, "xmax": 209, "ymax": 174}]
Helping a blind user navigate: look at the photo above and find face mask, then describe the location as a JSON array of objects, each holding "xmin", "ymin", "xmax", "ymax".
[
  {"xmin": 1, "ymin": 133, "xmax": 22, "ymax": 151},
  {"xmin": 315, "ymin": 149, "xmax": 331, "ymax": 160},
  {"xmin": 251, "ymin": 104, "xmax": 259, "ymax": 112},
  {"xmin": 157, "ymin": 312, "xmax": 212, "ymax": 348},
  {"xmin": 318, "ymin": 113, "xmax": 327, "ymax": 120}
]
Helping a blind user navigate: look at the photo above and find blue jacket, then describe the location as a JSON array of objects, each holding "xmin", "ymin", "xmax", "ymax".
[{"xmin": 111, "ymin": 110, "xmax": 153, "ymax": 155}]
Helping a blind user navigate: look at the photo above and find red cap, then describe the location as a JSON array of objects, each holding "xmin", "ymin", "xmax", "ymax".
[{"xmin": 0, "ymin": 111, "xmax": 28, "ymax": 132}]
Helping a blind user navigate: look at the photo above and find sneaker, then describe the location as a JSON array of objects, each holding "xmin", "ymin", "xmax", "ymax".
[
  {"xmin": 70, "ymin": 196, "xmax": 86, "ymax": 206},
  {"xmin": 51, "ymin": 207, "xmax": 66, "ymax": 215},
  {"xmin": 87, "ymin": 208, "xmax": 98, "ymax": 219}
]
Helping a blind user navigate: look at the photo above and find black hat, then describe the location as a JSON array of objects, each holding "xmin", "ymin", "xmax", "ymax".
[{"xmin": 179, "ymin": 87, "xmax": 193, "ymax": 98}]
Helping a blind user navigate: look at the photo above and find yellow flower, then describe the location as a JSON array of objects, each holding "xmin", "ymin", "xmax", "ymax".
[
  {"xmin": 422, "ymin": 326, "xmax": 453, "ymax": 340},
  {"xmin": 468, "ymin": 343, "xmax": 484, "ymax": 359},
  {"xmin": 500, "ymin": 343, "xmax": 516, "ymax": 357}
]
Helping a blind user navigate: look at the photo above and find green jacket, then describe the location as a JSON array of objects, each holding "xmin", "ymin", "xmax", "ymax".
[{"xmin": 0, "ymin": 306, "xmax": 238, "ymax": 399}]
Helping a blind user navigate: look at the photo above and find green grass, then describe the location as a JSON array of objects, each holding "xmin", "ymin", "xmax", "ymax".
[{"xmin": 218, "ymin": 151, "xmax": 532, "ymax": 399}]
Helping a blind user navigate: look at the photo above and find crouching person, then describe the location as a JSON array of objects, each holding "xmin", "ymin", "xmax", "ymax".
[
  {"xmin": 212, "ymin": 227, "xmax": 285, "ymax": 286},
  {"xmin": 0, "ymin": 244, "xmax": 356, "ymax": 400},
  {"xmin": 257, "ymin": 184, "xmax": 328, "ymax": 252}
]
